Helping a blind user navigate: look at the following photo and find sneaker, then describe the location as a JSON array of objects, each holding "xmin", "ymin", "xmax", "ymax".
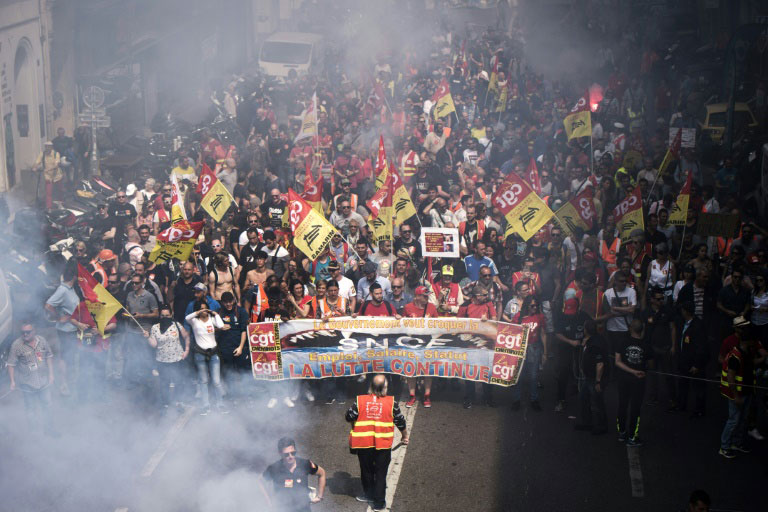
[
  {"xmin": 748, "ymin": 428, "xmax": 765, "ymax": 441},
  {"xmin": 626, "ymin": 437, "xmax": 644, "ymax": 447},
  {"xmin": 267, "ymin": 398, "xmax": 278, "ymax": 409},
  {"xmin": 617, "ymin": 431, "xmax": 627, "ymax": 443},
  {"xmin": 423, "ymin": 396, "xmax": 431, "ymax": 408},
  {"xmin": 530, "ymin": 401, "xmax": 542, "ymax": 411},
  {"xmin": 283, "ymin": 397, "xmax": 295, "ymax": 408},
  {"xmin": 355, "ymin": 495, "xmax": 371, "ymax": 503},
  {"xmin": 719, "ymin": 448, "xmax": 737, "ymax": 459},
  {"xmin": 554, "ymin": 400, "xmax": 565, "ymax": 412},
  {"xmin": 199, "ymin": 407, "xmax": 210, "ymax": 416},
  {"xmin": 373, "ymin": 507, "xmax": 386, "ymax": 512},
  {"xmin": 405, "ymin": 395, "xmax": 417, "ymax": 408},
  {"xmin": 731, "ymin": 444, "xmax": 751, "ymax": 454},
  {"xmin": 324, "ymin": 397, "xmax": 336, "ymax": 405},
  {"xmin": 305, "ymin": 390, "xmax": 315, "ymax": 402},
  {"xmin": 463, "ymin": 399, "xmax": 473, "ymax": 410},
  {"xmin": 510, "ymin": 401, "xmax": 521, "ymax": 411}
]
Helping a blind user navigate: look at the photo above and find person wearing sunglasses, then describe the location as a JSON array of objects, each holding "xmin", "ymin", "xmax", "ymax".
[
  {"xmin": 510, "ymin": 295, "xmax": 548, "ymax": 411},
  {"xmin": 263, "ymin": 437, "xmax": 326, "ymax": 510}
]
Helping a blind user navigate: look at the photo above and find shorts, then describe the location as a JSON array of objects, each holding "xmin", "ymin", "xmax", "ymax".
[{"xmin": 53, "ymin": 330, "xmax": 78, "ymax": 364}]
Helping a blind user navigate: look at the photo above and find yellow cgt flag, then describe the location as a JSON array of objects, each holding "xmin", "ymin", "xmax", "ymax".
[
  {"xmin": 367, "ymin": 171, "xmax": 394, "ymax": 243},
  {"xmin": 492, "ymin": 174, "xmax": 554, "ymax": 242},
  {"xmin": 668, "ymin": 171, "xmax": 692, "ymax": 226},
  {"xmin": 77, "ymin": 264, "xmax": 123, "ymax": 336},
  {"xmin": 288, "ymin": 189, "xmax": 337, "ymax": 260},
  {"xmin": 198, "ymin": 165, "xmax": 234, "ymax": 222},
  {"xmin": 563, "ymin": 91, "xmax": 592, "ymax": 140}
]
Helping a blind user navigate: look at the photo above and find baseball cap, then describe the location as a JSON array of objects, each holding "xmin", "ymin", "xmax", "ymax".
[
  {"xmin": 327, "ymin": 260, "xmax": 340, "ymax": 270},
  {"xmin": 442, "ymin": 265, "xmax": 454, "ymax": 276},
  {"xmin": 340, "ymin": 178, "xmax": 351, "ymax": 186},
  {"xmin": 733, "ymin": 316, "xmax": 750, "ymax": 328},
  {"xmin": 194, "ymin": 282, "xmax": 207, "ymax": 292},
  {"xmin": 125, "ymin": 184, "xmax": 137, "ymax": 196},
  {"xmin": 363, "ymin": 261, "xmax": 377, "ymax": 274},
  {"xmin": 414, "ymin": 285, "xmax": 429, "ymax": 295}
]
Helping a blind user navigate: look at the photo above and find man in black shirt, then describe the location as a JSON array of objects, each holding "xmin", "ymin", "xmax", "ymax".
[
  {"xmin": 554, "ymin": 304, "xmax": 589, "ymax": 413},
  {"xmin": 91, "ymin": 203, "xmax": 117, "ymax": 250},
  {"xmin": 615, "ymin": 318, "xmax": 652, "ymax": 446},
  {"xmin": 641, "ymin": 287, "xmax": 676, "ymax": 406},
  {"xmin": 575, "ymin": 319, "xmax": 607, "ymax": 434},
  {"xmin": 109, "ymin": 189, "xmax": 137, "ymax": 248},
  {"xmin": 260, "ymin": 187, "xmax": 287, "ymax": 230},
  {"xmin": 716, "ymin": 266, "xmax": 750, "ymax": 339},
  {"xmin": 170, "ymin": 261, "xmax": 201, "ymax": 323},
  {"xmin": 263, "ymin": 437, "xmax": 326, "ymax": 512},
  {"xmin": 394, "ymin": 225, "xmax": 422, "ymax": 264}
]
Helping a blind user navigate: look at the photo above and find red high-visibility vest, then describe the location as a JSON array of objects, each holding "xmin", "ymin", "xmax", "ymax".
[{"xmin": 349, "ymin": 394, "xmax": 395, "ymax": 450}]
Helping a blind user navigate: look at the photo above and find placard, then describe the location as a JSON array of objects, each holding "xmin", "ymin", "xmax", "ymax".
[
  {"xmin": 696, "ymin": 213, "xmax": 740, "ymax": 238},
  {"xmin": 420, "ymin": 227, "xmax": 460, "ymax": 258}
]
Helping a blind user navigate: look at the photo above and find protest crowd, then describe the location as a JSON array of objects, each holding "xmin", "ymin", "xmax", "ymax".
[{"xmin": 8, "ymin": 0, "xmax": 768, "ymax": 489}]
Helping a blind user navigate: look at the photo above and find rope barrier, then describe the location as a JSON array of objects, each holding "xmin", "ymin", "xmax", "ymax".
[{"xmin": 645, "ymin": 369, "xmax": 768, "ymax": 392}]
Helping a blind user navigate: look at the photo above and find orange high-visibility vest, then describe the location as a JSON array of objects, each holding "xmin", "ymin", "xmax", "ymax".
[
  {"xmin": 600, "ymin": 238, "xmax": 620, "ymax": 272},
  {"xmin": 349, "ymin": 394, "xmax": 395, "ymax": 450},
  {"xmin": 720, "ymin": 347, "xmax": 744, "ymax": 400}
]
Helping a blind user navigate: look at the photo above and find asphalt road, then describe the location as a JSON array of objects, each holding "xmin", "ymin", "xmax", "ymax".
[{"xmin": 0, "ymin": 364, "xmax": 765, "ymax": 512}]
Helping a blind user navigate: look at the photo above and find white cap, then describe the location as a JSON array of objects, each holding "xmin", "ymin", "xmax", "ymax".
[{"xmin": 125, "ymin": 184, "xmax": 137, "ymax": 196}]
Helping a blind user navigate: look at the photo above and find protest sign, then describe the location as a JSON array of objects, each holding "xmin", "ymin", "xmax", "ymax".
[{"xmin": 420, "ymin": 227, "xmax": 460, "ymax": 258}]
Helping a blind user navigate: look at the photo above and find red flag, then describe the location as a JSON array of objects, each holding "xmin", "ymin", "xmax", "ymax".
[
  {"xmin": 301, "ymin": 159, "xmax": 323, "ymax": 206},
  {"xmin": 570, "ymin": 187, "xmax": 597, "ymax": 230},
  {"xmin": 375, "ymin": 135, "xmax": 387, "ymax": 177},
  {"xmin": 77, "ymin": 264, "xmax": 100, "ymax": 302},
  {"xmin": 526, "ymin": 158, "xmax": 542, "ymax": 195},
  {"xmin": 196, "ymin": 163, "xmax": 214, "ymax": 194}
]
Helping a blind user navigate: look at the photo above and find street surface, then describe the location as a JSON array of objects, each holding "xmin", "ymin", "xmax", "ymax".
[{"xmin": 0, "ymin": 363, "xmax": 764, "ymax": 512}]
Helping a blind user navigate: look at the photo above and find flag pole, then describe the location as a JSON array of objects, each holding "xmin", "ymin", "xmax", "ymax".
[
  {"xmin": 122, "ymin": 307, "xmax": 149, "ymax": 334},
  {"xmin": 676, "ymin": 222, "xmax": 687, "ymax": 262}
]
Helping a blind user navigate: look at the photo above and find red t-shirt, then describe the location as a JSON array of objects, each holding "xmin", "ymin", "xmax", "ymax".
[
  {"xmin": 359, "ymin": 300, "xmax": 394, "ymax": 317},
  {"xmin": 720, "ymin": 335, "xmax": 764, "ymax": 362},
  {"xmin": 513, "ymin": 312, "xmax": 546, "ymax": 345},
  {"xmin": 403, "ymin": 302, "xmax": 438, "ymax": 318},
  {"xmin": 458, "ymin": 302, "xmax": 497, "ymax": 320}
]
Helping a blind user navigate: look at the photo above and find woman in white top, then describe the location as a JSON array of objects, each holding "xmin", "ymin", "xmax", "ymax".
[
  {"xmin": 673, "ymin": 264, "xmax": 696, "ymax": 303},
  {"xmin": 148, "ymin": 305, "xmax": 190, "ymax": 409},
  {"xmin": 186, "ymin": 301, "xmax": 226, "ymax": 415},
  {"xmin": 644, "ymin": 243, "xmax": 675, "ymax": 308}
]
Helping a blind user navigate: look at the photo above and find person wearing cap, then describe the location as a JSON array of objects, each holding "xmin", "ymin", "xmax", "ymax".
[
  {"xmin": 328, "ymin": 260, "xmax": 357, "ymax": 312},
  {"xmin": 333, "ymin": 178, "xmax": 358, "ymax": 212},
  {"xmin": 356, "ymin": 261, "xmax": 391, "ymax": 306},
  {"xmin": 401, "ymin": 285, "xmax": 438, "ymax": 408},
  {"xmin": 330, "ymin": 196, "xmax": 366, "ymax": 238},
  {"xmin": 92, "ymin": 249, "xmax": 118, "ymax": 285},
  {"xmin": 430, "ymin": 265, "xmax": 464, "ymax": 316},
  {"xmin": 719, "ymin": 316, "xmax": 761, "ymax": 458},
  {"xmin": 34, "ymin": 141, "xmax": 63, "ymax": 209},
  {"xmin": 458, "ymin": 286, "xmax": 497, "ymax": 409},
  {"xmin": 184, "ymin": 281, "xmax": 221, "ymax": 330}
]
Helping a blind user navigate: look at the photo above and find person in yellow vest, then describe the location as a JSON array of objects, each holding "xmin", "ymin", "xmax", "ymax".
[
  {"xmin": 345, "ymin": 374, "xmax": 409, "ymax": 511},
  {"xmin": 398, "ymin": 140, "xmax": 420, "ymax": 181}
]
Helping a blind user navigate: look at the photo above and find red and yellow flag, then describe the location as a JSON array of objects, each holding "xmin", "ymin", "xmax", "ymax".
[
  {"xmin": 301, "ymin": 159, "xmax": 323, "ymax": 214},
  {"xmin": 668, "ymin": 170, "xmax": 692, "ymax": 226},
  {"xmin": 288, "ymin": 189, "xmax": 338, "ymax": 260},
  {"xmin": 526, "ymin": 158, "xmax": 542, "ymax": 195},
  {"xmin": 492, "ymin": 173, "xmax": 554, "ymax": 241},
  {"xmin": 431, "ymin": 78, "xmax": 456, "ymax": 119},
  {"xmin": 197, "ymin": 164, "xmax": 234, "ymax": 222},
  {"xmin": 367, "ymin": 171, "xmax": 394, "ymax": 243},
  {"xmin": 554, "ymin": 187, "xmax": 597, "ymax": 236},
  {"xmin": 149, "ymin": 220, "xmax": 204, "ymax": 264},
  {"xmin": 613, "ymin": 185, "xmax": 644, "ymax": 241},
  {"xmin": 563, "ymin": 91, "xmax": 592, "ymax": 140},
  {"xmin": 77, "ymin": 264, "xmax": 123, "ymax": 336}
]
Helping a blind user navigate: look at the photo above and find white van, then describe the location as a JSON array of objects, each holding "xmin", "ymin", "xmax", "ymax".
[{"xmin": 258, "ymin": 32, "xmax": 325, "ymax": 80}]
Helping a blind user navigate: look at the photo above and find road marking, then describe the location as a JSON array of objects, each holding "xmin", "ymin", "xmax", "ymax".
[
  {"xmin": 114, "ymin": 508, "xmax": 129, "ymax": 512},
  {"xmin": 366, "ymin": 400, "xmax": 418, "ymax": 512},
  {"xmin": 140, "ymin": 406, "xmax": 196, "ymax": 478},
  {"xmin": 626, "ymin": 445, "xmax": 644, "ymax": 497}
]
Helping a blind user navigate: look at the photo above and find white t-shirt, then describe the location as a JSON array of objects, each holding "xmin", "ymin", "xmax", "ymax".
[
  {"xmin": 604, "ymin": 286, "xmax": 637, "ymax": 332},
  {"xmin": 336, "ymin": 276, "xmax": 357, "ymax": 302},
  {"xmin": 185, "ymin": 312, "xmax": 223, "ymax": 350}
]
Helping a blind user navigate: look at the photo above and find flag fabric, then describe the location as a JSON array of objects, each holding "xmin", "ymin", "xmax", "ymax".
[
  {"xmin": 492, "ymin": 173, "xmax": 554, "ymax": 241},
  {"xmin": 77, "ymin": 264, "xmax": 123, "ymax": 336},
  {"xmin": 613, "ymin": 186, "xmax": 644, "ymax": 241},
  {"xmin": 364, "ymin": 82, "xmax": 386, "ymax": 118},
  {"xmin": 196, "ymin": 163, "xmax": 214, "ymax": 194},
  {"xmin": 288, "ymin": 189, "xmax": 338, "ymax": 260},
  {"xmin": 198, "ymin": 164, "xmax": 234, "ymax": 222},
  {"xmin": 657, "ymin": 127, "xmax": 682, "ymax": 177},
  {"xmin": 668, "ymin": 170, "xmax": 692, "ymax": 226},
  {"xmin": 294, "ymin": 93, "xmax": 318, "ymax": 144},
  {"xmin": 526, "ymin": 158, "xmax": 542, "ymax": 195},
  {"xmin": 431, "ymin": 79, "xmax": 456, "ymax": 119},
  {"xmin": 388, "ymin": 163, "xmax": 418, "ymax": 224},
  {"xmin": 149, "ymin": 220, "xmax": 205, "ymax": 264},
  {"xmin": 563, "ymin": 91, "xmax": 592, "ymax": 140},
  {"xmin": 496, "ymin": 82, "xmax": 508, "ymax": 113},
  {"xmin": 375, "ymin": 135, "xmax": 387, "ymax": 179},
  {"xmin": 169, "ymin": 173, "xmax": 187, "ymax": 224},
  {"xmin": 554, "ymin": 188, "xmax": 597, "ymax": 236},
  {"xmin": 367, "ymin": 171, "xmax": 394, "ymax": 243},
  {"xmin": 302, "ymin": 160, "xmax": 323, "ymax": 214},
  {"xmin": 487, "ymin": 57, "xmax": 499, "ymax": 96}
]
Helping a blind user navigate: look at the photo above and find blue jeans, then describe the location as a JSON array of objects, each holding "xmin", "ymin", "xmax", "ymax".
[
  {"xmin": 511, "ymin": 342, "xmax": 543, "ymax": 402},
  {"xmin": 194, "ymin": 352, "xmax": 223, "ymax": 409},
  {"xmin": 20, "ymin": 384, "xmax": 53, "ymax": 432},
  {"xmin": 721, "ymin": 395, "xmax": 752, "ymax": 450},
  {"xmin": 157, "ymin": 360, "xmax": 184, "ymax": 406}
]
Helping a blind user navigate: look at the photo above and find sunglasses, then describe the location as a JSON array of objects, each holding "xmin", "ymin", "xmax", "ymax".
[
  {"xmin": 22, "ymin": 330, "xmax": 34, "ymax": 335},
  {"xmin": 480, "ymin": 274, "xmax": 491, "ymax": 278},
  {"xmin": 282, "ymin": 450, "xmax": 297, "ymax": 457},
  {"xmin": 401, "ymin": 230, "xmax": 411, "ymax": 234},
  {"xmin": 132, "ymin": 281, "xmax": 142, "ymax": 286},
  {"xmin": 341, "ymin": 206, "xmax": 351, "ymax": 209},
  {"xmin": 392, "ymin": 285, "xmax": 403, "ymax": 289}
]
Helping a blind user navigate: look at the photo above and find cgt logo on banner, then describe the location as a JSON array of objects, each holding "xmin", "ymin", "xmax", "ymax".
[
  {"xmin": 613, "ymin": 185, "xmax": 644, "ymax": 241},
  {"xmin": 247, "ymin": 317, "xmax": 530, "ymax": 386}
]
